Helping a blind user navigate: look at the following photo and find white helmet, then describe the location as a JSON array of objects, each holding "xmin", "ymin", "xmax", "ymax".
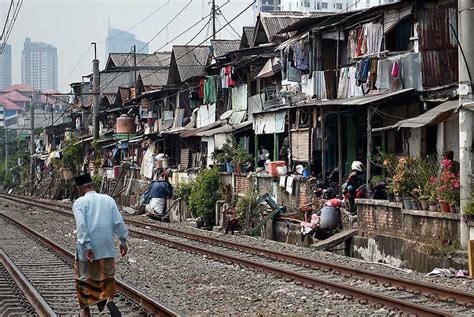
[{"xmin": 351, "ymin": 161, "xmax": 364, "ymax": 172}]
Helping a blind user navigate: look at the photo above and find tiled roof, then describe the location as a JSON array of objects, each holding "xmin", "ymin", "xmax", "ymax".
[
  {"xmin": 169, "ymin": 45, "xmax": 210, "ymax": 83},
  {"xmin": 0, "ymin": 96, "xmax": 24, "ymax": 111},
  {"xmin": 0, "ymin": 83, "xmax": 35, "ymax": 93},
  {"xmin": 210, "ymin": 40, "xmax": 241, "ymax": 57},
  {"xmin": 1, "ymin": 90, "xmax": 30, "ymax": 102}
]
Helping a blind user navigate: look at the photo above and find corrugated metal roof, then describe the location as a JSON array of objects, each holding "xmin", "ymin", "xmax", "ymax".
[
  {"xmin": 418, "ymin": 6, "xmax": 458, "ymax": 88},
  {"xmin": 168, "ymin": 45, "xmax": 210, "ymax": 83},
  {"xmin": 139, "ymin": 69, "xmax": 169, "ymax": 87},
  {"xmin": 373, "ymin": 100, "xmax": 458, "ymax": 131},
  {"xmin": 100, "ymin": 71, "xmax": 134, "ymax": 94},
  {"xmin": 106, "ymin": 53, "xmax": 169, "ymax": 70},
  {"xmin": 241, "ymin": 26, "xmax": 255, "ymax": 48},
  {"xmin": 197, "ymin": 121, "xmax": 252, "ymax": 137},
  {"xmin": 211, "ymin": 40, "xmax": 241, "ymax": 57},
  {"xmin": 254, "ymin": 89, "xmax": 416, "ymax": 114},
  {"xmin": 259, "ymin": 12, "xmax": 303, "ymax": 42},
  {"xmin": 180, "ymin": 121, "xmax": 223, "ymax": 138}
]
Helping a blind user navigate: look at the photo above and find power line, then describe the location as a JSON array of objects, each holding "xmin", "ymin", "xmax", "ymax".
[
  {"xmin": 98, "ymin": 0, "xmax": 171, "ymax": 45},
  {"xmin": 218, "ymin": 8, "xmax": 241, "ymax": 38},
  {"xmin": 0, "ymin": 0, "xmax": 14, "ymax": 42},
  {"xmin": 58, "ymin": 44, "xmax": 92, "ymax": 89},
  {"xmin": 102, "ymin": 0, "xmax": 255, "ymax": 93},
  {"xmin": 1, "ymin": 0, "xmax": 22, "ymax": 54},
  {"xmin": 100, "ymin": 0, "xmax": 192, "ymax": 92}
]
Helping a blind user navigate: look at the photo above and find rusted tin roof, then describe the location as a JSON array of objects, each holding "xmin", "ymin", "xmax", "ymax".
[
  {"xmin": 168, "ymin": 45, "xmax": 210, "ymax": 84},
  {"xmin": 210, "ymin": 40, "xmax": 241, "ymax": 57},
  {"xmin": 418, "ymin": 6, "xmax": 458, "ymax": 88}
]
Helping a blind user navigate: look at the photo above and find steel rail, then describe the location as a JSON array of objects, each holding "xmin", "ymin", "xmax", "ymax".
[
  {"xmin": 0, "ymin": 249, "xmax": 57, "ymax": 317},
  {"xmin": 0, "ymin": 212, "xmax": 180, "ymax": 317},
  {"xmin": 3, "ymin": 193, "xmax": 474, "ymax": 307},
  {"xmin": 0, "ymin": 195, "xmax": 458, "ymax": 316}
]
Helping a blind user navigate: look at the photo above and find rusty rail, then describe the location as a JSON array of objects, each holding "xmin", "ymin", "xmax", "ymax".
[
  {"xmin": 0, "ymin": 212, "xmax": 180, "ymax": 317},
  {"xmin": 0, "ymin": 249, "xmax": 57, "ymax": 317},
  {"xmin": 3, "ymin": 193, "xmax": 473, "ymax": 307},
  {"xmin": 1, "ymin": 194, "xmax": 465, "ymax": 315}
]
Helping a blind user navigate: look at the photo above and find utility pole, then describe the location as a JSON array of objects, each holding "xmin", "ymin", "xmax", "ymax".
[
  {"xmin": 458, "ymin": 0, "xmax": 474, "ymax": 249},
  {"xmin": 29, "ymin": 93, "xmax": 35, "ymax": 183},
  {"xmin": 212, "ymin": 0, "xmax": 216, "ymax": 39},
  {"xmin": 133, "ymin": 44, "xmax": 137, "ymax": 86},
  {"xmin": 92, "ymin": 42, "xmax": 100, "ymax": 140}
]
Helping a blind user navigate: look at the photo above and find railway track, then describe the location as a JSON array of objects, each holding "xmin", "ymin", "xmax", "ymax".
[
  {"xmin": 0, "ymin": 210, "xmax": 180, "ymax": 316},
  {"xmin": 0, "ymin": 249, "xmax": 53, "ymax": 316},
  {"xmin": 2, "ymin": 193, "xmax": 474, "ymax": 316}
]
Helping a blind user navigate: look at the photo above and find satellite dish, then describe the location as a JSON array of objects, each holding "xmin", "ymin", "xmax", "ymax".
[{"xmin": 219, "ymin": 110, "xmax": 233, "ymax": 121}]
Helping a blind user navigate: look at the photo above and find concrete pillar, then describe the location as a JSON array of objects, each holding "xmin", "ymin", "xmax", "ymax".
[{"xmin": 458, "ymin": 0, "xmax": 474, "ymax": 248}]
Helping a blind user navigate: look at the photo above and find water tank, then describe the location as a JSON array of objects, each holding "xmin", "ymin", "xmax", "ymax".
[{"xmin": 116, "ymin": 114, "xmax": 135, "ymax": 134}]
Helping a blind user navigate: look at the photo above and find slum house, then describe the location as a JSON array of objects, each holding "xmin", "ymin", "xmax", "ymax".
[{"xmin": 253, "ymin": 0, "xmax": 459, "ymax": 189}]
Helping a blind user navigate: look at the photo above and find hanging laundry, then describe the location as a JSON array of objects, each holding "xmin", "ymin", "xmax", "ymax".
[
  {"xmin": 220, "ymin": 67, "xmax": 228, "ymax": 89},
  {"xmin": 358, "ymin": 58, "xmax": 371, "ymax": 84},
  {"xmin": 204, "ymin": 76, "xmax": 218, "ymax": 104},
  {"xmin": 365, "ymin": 22, "xmax": 384, "ymax": 55},
  {"xmin": 199, "ymin": 79, "xmax": 205, "ymax": 99},
  {"xmin": 224, "ymin": 65, "xmax": 237, "ymax": 87},
  {"xmin": 391, "ymin": 60, "xmax": 399, "ymax": 78},
  {"xmin": 348, "ymin": 29, "xmax": 358, "ymax": 59},
  {"xmin": 301, "ymin": 74, "xmax": 314, "ymax": 98},
  {"xmin": 291, "ymin": 41, "xmax": 309, "ymax": 71},
  {"xmin": 313, "ymin": 71, "xmax": 327, "ymax": 100},
  {"xmin": 337, "ymin": 67, "xmax": 350, "ymax": 99}
]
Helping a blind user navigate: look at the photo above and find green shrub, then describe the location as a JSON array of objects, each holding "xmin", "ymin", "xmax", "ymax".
[
  {"xmin": 188, "ymin": 168, "xmax": 221, "ymax": 226},
  {"xmin": 235, "ymin": 188, "xmax": 263, "ymax": 231},
  {"xmin": 175, "ymin": 180, "xmax": 193, "ymax": 204}
]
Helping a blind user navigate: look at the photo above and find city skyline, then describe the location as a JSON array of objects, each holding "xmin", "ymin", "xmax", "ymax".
[
  {"xmin": 0, "ymin": 43, "xmax": 12, "ymax": 89},
  {"xmin": 21, "ymin": 37, "xmax": 58, "ymax": 91}
]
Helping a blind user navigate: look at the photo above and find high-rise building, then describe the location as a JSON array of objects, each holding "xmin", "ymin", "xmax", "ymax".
[
  {"xmin": 106, "ymin": 27, "xmax": 149, "ymax": 57},
  {"xmin": 21, "ymin": 38, "xmax": 58, "ymax": 90},
  {"xmin": 257, "ymin": 0, "xmax": 281, "ymax": 12},
  {"xmin": 352, "ymin": 0, "xmax": 398, "ymax": 10},
  {"xmin": 0, "ymin": 43, "xmax": 12, "ymax": 89},
  {"xmin": 279, "ymin": 0, "xmax": 398, "ymax": 12},
  {"xmin": 280, "ymin": 0, "xmax": 350, "ymax": 12}
]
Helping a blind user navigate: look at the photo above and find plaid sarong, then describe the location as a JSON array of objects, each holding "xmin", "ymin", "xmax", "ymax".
[{"xmin": 75, "ymin": 256, "xmax": 116, "ymax": 309}]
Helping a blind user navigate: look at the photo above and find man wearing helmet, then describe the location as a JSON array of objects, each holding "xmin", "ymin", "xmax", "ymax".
[{"xmin": 344, "ymin": 161, "xmax": 365, "ymax": 214}]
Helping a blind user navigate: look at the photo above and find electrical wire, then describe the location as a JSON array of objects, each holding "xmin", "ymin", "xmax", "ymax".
[
  {"xmin": 1, "ymin": 0, "xmax": 22, "ymax": 54},
  {"xmin": 58, "ymin": 44, "xmax": 93, "ymax": 89},
  {"xmin": 217, "ymin": 8, "xmax": 241, "ymax": 38},
  {"xmin": 0, "ymin": 0, "xmax": 14, "ymax": 41},
  {"xmin": 103, "ymin": 1, "xmax": 256, "ymax": 93},
  {"xmin": 100, "ymin": 0, "xmax": 192, "ymax": 92},
  {"xmin": 98, "ymin": 0, "xmax": 171, "ymax": 45}
]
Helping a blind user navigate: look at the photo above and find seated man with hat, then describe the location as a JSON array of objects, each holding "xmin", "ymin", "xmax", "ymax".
[{"xmin": 73, "ymin": 173, "xmax": 129, "ymax": 317}]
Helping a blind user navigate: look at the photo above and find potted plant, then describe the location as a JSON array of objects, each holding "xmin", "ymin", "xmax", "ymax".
[
  {"xmin": 433, "ymin": 162, "xmax": 460, "ymax": 213},
  {"xmin": 463, "ymin": 199, "xmax": 474, "ymax": 223},
  {"xmin": 232, "ymin": 145, "xmax": 252, "ymax": 174},
  {"xmin": 418, "ymin": 195, "xmax": 430, "ymax": 211}
]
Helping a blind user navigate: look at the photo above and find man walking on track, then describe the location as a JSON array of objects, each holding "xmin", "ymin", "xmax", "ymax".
[{"xmin": 73, "ymin": 173, "xmax": 129, "ymax": 317}]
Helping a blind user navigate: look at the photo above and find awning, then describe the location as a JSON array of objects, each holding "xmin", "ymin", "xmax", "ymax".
[
  {"xmin": 384, "ymin": 4, "xmax": 413, "ymax": 33},
  {"xmin": 197, "ymin": 121, "xmax": 252, "ymax": 137},
  {"xmin": 180, "ymin": 121, "xmax": 223, "ymax": 138},
  {"xmin": 372, "ymin": 100, "xmax": 458, "ymax": 132},
  {"xmin": 256, "ymin": 57, "xmax": 280, "ymax": 79},
  {"xmin": 254, "ymin": 88, "xmax": 416, "ymax": 114}
]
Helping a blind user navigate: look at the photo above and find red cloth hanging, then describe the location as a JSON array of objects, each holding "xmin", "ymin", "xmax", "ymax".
[{"xmin": 199, "ymin": 79, "xmax": 205, "ymax": 98}]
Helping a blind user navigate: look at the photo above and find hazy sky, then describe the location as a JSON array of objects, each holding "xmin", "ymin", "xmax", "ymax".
[{"xmin": 1, "ymin": 0, "xmax": 256, "ymax": 92}]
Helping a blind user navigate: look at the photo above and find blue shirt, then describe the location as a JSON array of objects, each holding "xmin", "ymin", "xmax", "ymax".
[
  {"xmin": 142, "ymin": 180, "xmax": 173, "ymax": 202},
  {"xmin": 73, "ymin": 191, "xmax": 129, "ymax": 261}
]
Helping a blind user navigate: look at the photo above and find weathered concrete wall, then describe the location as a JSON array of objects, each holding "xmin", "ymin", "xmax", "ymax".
[
  {"xmin": 352, "ymin": 199, "xmax": 463, "ymax": 272},
  {"xmin": 263, "ymin": 219, "xmax": 312, "ymax": 247}
]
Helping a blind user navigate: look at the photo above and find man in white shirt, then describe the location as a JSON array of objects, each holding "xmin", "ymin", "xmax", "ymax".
[{"xmin": 73, "ymin": 173, "xmax": 129, "ymax": 317}]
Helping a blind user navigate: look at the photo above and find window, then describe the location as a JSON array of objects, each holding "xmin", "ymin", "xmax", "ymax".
[
  {"xmin": 321, "ymin": 2, "xmax": 328, "ymax": 9},
  {"xmin": 366, "ymin": 0, "xmax": 370, "ymax": 7},
  {"xmin": 317, "ymin": 2, "xmax": 321, "ymax": 9},
  {"xmin": 335, "ymin": 2, "xmax": 343, "ymax": 9},
  {"xmin": 304, "ymin": 0, "xmax": 310, "ymax": 7}
]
